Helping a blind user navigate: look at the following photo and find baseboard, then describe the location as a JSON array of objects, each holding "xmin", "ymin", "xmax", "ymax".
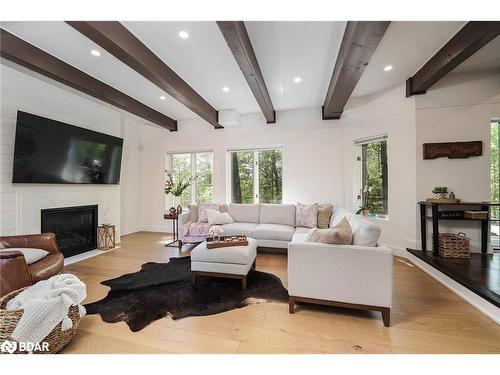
[{"xmin": 405, "ymin": 250, "xmax": 500, "ymax": 324}]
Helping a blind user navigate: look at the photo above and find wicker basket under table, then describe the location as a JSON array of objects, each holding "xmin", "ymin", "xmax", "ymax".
[
  {"xmin": 438, "ymin": 232, "xmax": 470, "ymax": 259},
  {"xmin": 0, "ymin": 287, "xmax": 81, "ymax": 354}
]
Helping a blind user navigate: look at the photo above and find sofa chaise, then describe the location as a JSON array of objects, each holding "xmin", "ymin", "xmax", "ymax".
[{"xmin": 178, "ymin": 203, "xmax": 393, "ymax": 326}]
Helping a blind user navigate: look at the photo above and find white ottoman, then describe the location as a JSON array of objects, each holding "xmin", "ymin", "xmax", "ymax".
[{"xmin": 191, "ymin": 237, "xmax": 257, "ymax": 289}]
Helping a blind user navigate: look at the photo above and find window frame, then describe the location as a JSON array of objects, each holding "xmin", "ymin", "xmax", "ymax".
[
  {"xmin": 165, "ymin": 150, "xmax": 214, "ymax": 209},
  {"xmin": 353, "ymin": 135, "xmax": 388, "ymax": 218},
  {"xmin": 227, "ymin": 147, "xmax": 283, "ymax": 204}
]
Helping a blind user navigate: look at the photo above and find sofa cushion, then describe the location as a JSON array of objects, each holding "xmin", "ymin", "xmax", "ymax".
[
  {"xmin": 228, "ymin": 204, "xmax": 260, "ymax": 223},
  {"xmin": 259, "ymin": 204, "xmax": 296, "ymax": 226},
  {"xmin": 206, "ymin": 209, "xmax": 235, "ymax": 225},
  {"xmin": 292, "ymin": 227, "xmax": 312, "ymax": 243},
  {"xmin": 0, "ymin": 248, "xmax": 49, "ymax": 265},
  {"xmin": 331, "ymin": 209, "xmax": 380, "ymax": 247},
  {"xmin": 197, "ymin": 203, "xmax": 219, "ymax": 222},
  {"xmin": 191, "ymin": 238, "xmax": 257, "ymax": 265},
  {"xmin": 220, "ymin": 222, "xmax": 258, "ymax": 237},
  {"xmin": 253, "ymin": 224, "xmax": 295, "ymax": 241},
  {"xmin": 296, "ymin": 202, "xmax": 318, "ymax": 228}
]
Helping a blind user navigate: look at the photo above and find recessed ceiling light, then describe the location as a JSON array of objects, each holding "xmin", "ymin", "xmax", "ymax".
[
  {"xmin": 293, "ymin": 77, "xmax": 302, "ymax": 83},
  {"xmin": 178, "ymin": 30, "xmax": 189, "ymax": 39},
  {"xmin": 90, "ymin": 49, "xmax": 101, "ymax": 57},
  {"xmin": 222, "ymin": 87, "xmax": 230, "ymax": 92},
  {"xmin": 384, "ymin": 65, "xmax": 393, "ymax": 71},
  {"xmin": 160, "ymin": 95, "xmax": 166, "ymax": 100}
]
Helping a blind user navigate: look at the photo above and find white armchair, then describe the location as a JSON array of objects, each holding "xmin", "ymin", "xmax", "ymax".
[{"xmin": 287, "ymin": 241, "xmax": 393, "ymax": 326}]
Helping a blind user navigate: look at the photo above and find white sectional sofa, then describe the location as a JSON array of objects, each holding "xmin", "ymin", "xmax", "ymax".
[{"xmin": 178, "ymin": 203, "xmax": 393, "ymax": 326}]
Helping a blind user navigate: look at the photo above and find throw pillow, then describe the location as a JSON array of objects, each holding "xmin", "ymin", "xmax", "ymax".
[
  {"xmin": 205, "ymin": 209, "xmax": 235, "ymax": 225},
  {"xmin": 197, "ymin": 203, "xmax": 219, "ymax": 222},
  {"xmin": 307, "ymin": 217, "xmax": 353, "ymax": 245},
  {"xmin": 188, "ymin": 204, "xmax": 198, "ymax": 222},
  {"xmin": 0, "ymin": 248, "xmax": 49, "ymax": 265},
  {"xmin": 317, "ymin": 204, "xmax": 333, "ymax": 229},
  {"xmin": 295, "ymin": 202, "xmax": 318, "ymax": 228}
]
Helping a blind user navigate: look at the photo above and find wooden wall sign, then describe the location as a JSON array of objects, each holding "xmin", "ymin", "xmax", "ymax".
[{"xmin": 423, "ymin": 141, "xmax": 482, "ymax": 159}]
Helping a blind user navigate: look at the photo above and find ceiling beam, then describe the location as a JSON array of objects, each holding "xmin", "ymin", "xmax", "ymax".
[
  {"xmin": 0, "ymin": 29, "xmax": 177, "ymax": 131},
  {"xmin": 322, "ymin": 21, "xmax": 390, "ymax": 120},
  {"xmin": 406, "ymin": 21, "xmax": 500, "ymax": 97},
  {"xmin": 67, "ymin": 21, "xmax": 222, "ymax": 129},
  {"xmin": 217, "ymin": 21, "xmax": 276, "ymax": 124}
]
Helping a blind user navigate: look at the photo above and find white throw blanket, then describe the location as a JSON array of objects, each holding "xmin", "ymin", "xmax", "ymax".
[{"xmin": 6, "ymin": 273, "xmax": 87, "ymax": 344}]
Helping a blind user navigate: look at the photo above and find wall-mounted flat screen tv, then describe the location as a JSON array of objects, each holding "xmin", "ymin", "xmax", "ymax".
[{"xmin": 13, "ymin": 111, "xmax": 123, "ymax": 184}]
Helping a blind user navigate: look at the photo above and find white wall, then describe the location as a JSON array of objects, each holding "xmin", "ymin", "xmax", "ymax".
[
  {"xmin": 341, "ymin": 85, "xmax": 417, "ymax": 250},
  {"xmin": 0, "ymin": 63, "xmax": 145, "ymax": 241},
  {"xmin": 137, "ymin": 108, "xmax": 345, "ymax": 232},
  {"xmin": 414, "ymin": 71, "xmax": 500, "ymax": 251}
]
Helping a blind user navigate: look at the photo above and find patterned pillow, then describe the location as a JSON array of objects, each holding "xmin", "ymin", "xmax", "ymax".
[
  {"xmin": 197, "ymin": 203, "xmax": 219, "ymax": 223},
  {"xmin": 295, "ymin": 202, "xmax": 318, "ymax": 228}
]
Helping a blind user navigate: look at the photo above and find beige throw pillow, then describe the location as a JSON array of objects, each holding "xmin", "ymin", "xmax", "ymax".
[
  {"xmin": 317, "ymin": 204, "xmax": 333, "ymax": 229},
  {"xmin": 307, "ymin": 217, "xmax": 353, "ymax": 245},
  {"xmin": 296, "ymin": 202, "xmax": 318, "ymax": 228},
  {"xmin": 206, "ymin": 209, "xmax": 234, "ymax": 225}
]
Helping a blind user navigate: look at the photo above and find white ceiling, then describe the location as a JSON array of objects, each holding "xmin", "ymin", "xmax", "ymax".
[
  {"xmin": 452, "ymin": 35, "xmax": 500, "ymax": 74},
  {"xmin": 1, "ymin": 21, "xmax": 498, "ymax": 126},
  {"xmin": 352, "ymin": 21, "xmax": 466, "ymax": 97},
  {"xmin": 245, "ymin": 21, "xmax": 346, "ymax": 110},
  {"xmin": 1, "ymin": 21, "xmax": 197, "ymax": 120}
]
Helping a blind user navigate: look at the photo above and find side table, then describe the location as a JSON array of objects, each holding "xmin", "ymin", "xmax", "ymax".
[{"xmin": 163, "ymin": 213, "xmax": 181, "ymax": 248}]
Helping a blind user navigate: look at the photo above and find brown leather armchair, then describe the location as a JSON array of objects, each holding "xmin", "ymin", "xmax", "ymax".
[{"xmin": 0, "ymin": 233, "xmax": 64, "ymax": 297}]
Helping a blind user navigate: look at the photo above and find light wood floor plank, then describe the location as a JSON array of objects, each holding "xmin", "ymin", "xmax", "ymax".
[{"xmin": 62, "ymin": 232, "xmax": 500, "ymax": 354}]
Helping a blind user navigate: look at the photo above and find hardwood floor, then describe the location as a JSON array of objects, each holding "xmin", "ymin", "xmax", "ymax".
[{"xmin": 62, "ymin": 232, "xmax": 500, "ymax": 354}]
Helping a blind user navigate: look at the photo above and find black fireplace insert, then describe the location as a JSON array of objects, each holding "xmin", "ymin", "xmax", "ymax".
[{"xmin": 41, "ymin": 204, "xmax": 98, "ymax": 258}]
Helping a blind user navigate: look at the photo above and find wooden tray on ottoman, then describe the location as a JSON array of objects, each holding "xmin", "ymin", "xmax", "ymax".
[{"xmin": 206, "ymin": 235, "xmax": 249, "ymax": 249}]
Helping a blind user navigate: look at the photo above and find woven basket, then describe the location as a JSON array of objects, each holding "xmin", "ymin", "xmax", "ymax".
[
  {"xmin": 438, "ymin": 232, "xmax": 470, "ymax": 259},
  {"xmin": 0, "ymin": 287, "xmax": 81, "ymax": 354}
]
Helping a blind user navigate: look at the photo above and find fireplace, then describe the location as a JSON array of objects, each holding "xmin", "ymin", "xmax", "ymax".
[{"xmin": 41, "ymin": 205, "xmax": 98, "ymax": 258}]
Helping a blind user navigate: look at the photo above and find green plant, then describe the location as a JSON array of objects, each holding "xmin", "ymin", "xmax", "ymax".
[
  {"xmin": 432, "ymin": 186, "xmax": 448, "ymax": 194},
  {"xmin": 164, "ymin": 170, "xmax": 198, "ymax": 197}
]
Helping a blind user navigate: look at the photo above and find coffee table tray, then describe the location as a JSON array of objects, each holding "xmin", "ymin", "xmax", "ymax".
[{"xmin": 206, "ymin": 235, "xmax": 249, "ymax": 249}]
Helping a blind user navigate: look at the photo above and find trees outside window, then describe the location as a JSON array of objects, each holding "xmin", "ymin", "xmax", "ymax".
[
  {"xmin": 230, "ymin": 148, "xmax": 282, "ymax": 204},
  {"xmin": 354, "ymin": 137, "xmax": 388, "ymax": 216},
  {"xmin": 167, "ymin": 151, "xmax": 213, "ymax": 208}
]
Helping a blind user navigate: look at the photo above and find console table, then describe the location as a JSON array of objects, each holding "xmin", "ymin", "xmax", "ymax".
[{"xmin": 419, "ymin": 201, "xmax": 499, "ymax": 255}]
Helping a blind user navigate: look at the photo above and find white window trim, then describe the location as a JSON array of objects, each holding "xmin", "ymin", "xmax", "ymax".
[
  {"xmin": 353, "ymin": 135, "xmax": 388, "ymax": 218},
  {"xmin": 165, "ymin": 150, "xmax": 214, "ymax": 208},
  {"xmin": 228, "ymin": 147, "xmax": 283, "ymax": 204}
]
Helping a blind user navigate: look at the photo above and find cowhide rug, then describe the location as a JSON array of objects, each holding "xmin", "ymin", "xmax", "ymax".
[{"xmin": 84, "ymin": 256, "xmax": 288, "ymax": 331}]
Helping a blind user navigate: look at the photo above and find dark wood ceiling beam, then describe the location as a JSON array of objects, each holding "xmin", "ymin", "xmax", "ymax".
[
  {"xmin": 406, "ymin": 21, "xmax": 500, "ymax": 97},
  {"xmin": 322, "ymin": 21, "xmax": 390, "ymax": 120},
  {"xmin": 217, "ymin": 21, "xmax": 276, "ymax": 124},
  {"xmin": 0, "ymin": 29, "xmax": 177, "ymax": 131},
  {"xmin": 66, "ymin": 21, "xmax": 222, "ymax": 129}
]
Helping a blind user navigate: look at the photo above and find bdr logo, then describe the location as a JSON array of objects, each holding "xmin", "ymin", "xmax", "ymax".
[{"xmin": 1, "ymin": 340, "xmax": 49, "ymax": 354}]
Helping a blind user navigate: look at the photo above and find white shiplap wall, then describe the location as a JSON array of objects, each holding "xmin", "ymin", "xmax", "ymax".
[{"xmin": 0, "ymin": 64, "xmax": 124, "ymax": 238}]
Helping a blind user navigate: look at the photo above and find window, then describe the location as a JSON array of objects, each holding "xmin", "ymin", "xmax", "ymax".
[
  {"xmin": 229, "ymin": 148, "xmax": 282, "ymax": 204},
  {"xmin": 354, "ymin": 136, "xmax": 388, "ymax": 216},
  {"xmin": 491, "ymin": 121, "xmax": 499, "ymax": 249},
  {"xmin": 166, "ymin": 151, "xmax": 213, "ymax": 208}
]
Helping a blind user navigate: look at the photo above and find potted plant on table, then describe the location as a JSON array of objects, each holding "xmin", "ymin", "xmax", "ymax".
[
  {"xmin": 356, "ymin": 185, "xmax": 373, "ymax": 216},
  {"xmin": 164, "ymin": 170, "xmax": 198, "ymax": 214},
  {"xmin": 432, "ymin": 186, "xmax": 448, "ymax": 200}
]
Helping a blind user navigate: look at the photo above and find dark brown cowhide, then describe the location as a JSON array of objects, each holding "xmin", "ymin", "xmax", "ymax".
[{"xmin": 84, "ymin": 256, "xmax": 288, "ymax": 331}]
